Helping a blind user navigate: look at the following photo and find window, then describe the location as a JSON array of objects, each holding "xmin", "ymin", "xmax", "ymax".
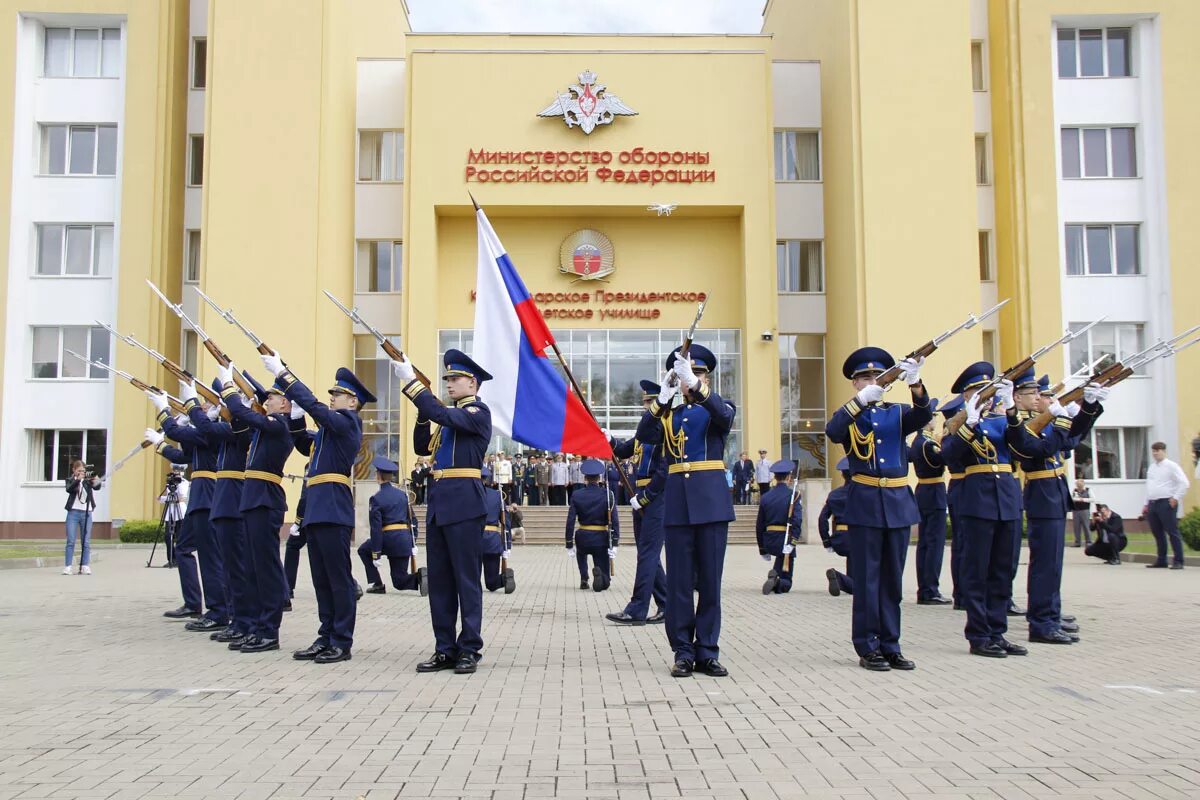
[
  {"xmin": 35, "ymin": 224, "xmax": 113, "ymax": 276},
  {"xmin": 776, "ymin": 240, "xmax": 823, "ymax": 293},
  {"xmin": 31, "ymin": 326, "xmax": 110, "ymax": 379},
  {"xmin": 1060, "ymin": 127, "xmax": 1137, "ymax": 178},
  {"xmin": 188, "ymin": 135, "xmax": 204, "ymax": 186},
  {"xmin": 978, "ymin": 230, "xmax": 993, "ymax": 281},
  {"xmin": 356, "ymin": 240, "xmax": 402, "ymax": 293},
  {"xmin": 355, "ymin": 334, "xmax": 403, "ymax": 463},
  {"xmin": 1057, "ymin": 27, "xmax": 1132, "ymax": 79},
  {"xmin": 974, "ymin": 135, "xmax": 989, "ymax": 185},
  {"xmin": 40, "ymin": 124, "xmax": 117, "ymax": 176},
  {"xmin": 1065, "ymin": 224, "xmax": 1140, "ymax": 275},
  {"xmin": 27, "ymin": 429, "xmax": 108, "ymax": 482},
  {"xmin": 982, "ymin": 330, "xmax": 998, "ymax": 366},
  {"xmin": 1074, "ymin": 427, "xmax": 1147, "ymax": 481},
  {"xmin": 43, "ymin": 27, "xmax": 121, "ymax": 78},
  {"xmin": 191, "ymin": 38, "xmax": 206, "ymax": 89},
  {"xmin": 358, "ymin": 130, "xmax": 404, "ymax": 181},
  {"xmin": 182, "ymin": 330, "xmax": 198, "ymax": 376},
  {"xmin": 773, "ymin": 130, "xmax": 820, "ymax": 181},
  {"xmin": 185, "ymin": 230, "xmax": 201, "ymax": 282},
  {"xmin": 1068, "ymin": 321, "xmax": 1145, "ymax": 376},
  {"xmin": 779, "ymin": 334, "xmax": 826, "ymax": 478},
  {"xmin": 970, "ymin": 41, "xmax": 986, "ymax": 91}
]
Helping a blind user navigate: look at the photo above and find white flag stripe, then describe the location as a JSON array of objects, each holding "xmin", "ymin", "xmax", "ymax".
[{"xmin": 471, "ymin": 210, "xmax": 522, "ymax": 439}]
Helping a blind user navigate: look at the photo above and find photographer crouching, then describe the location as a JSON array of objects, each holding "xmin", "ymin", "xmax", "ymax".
[{"xmin": 63, "ymin": 461, "xmax": 102, "ymax": 575}]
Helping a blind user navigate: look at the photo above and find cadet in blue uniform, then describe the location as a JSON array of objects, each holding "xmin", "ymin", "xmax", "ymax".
[
  {"xmin": 217, "ymin": 365, "xmax": 294, "ymax": 654},
  {"xmin": 481, "ymin": 470, "xmax": 516, "ymax": 593},
  {"xmin": 909, "ymin": 401, "xmax": 951, "ymax": 605},
  {"xmin": 757, "ymin": 460, "xmax": 803, "ymax": 595},
  {"xmin": 636, "ymin": 344, "xmax": 735, "ymax": 678},
  {"xmin": 825, "ymin": 347, "xmax": 930, "ymax": 671},
  {"xmin": 145, "ymin": 387, "xmax": 230, "ymax": 630},
  {"xmin": 393, "ymin": 350, "xmax": 492, "ymax": 675},
  {"xmin": 605, "ymin": 380, "xmax": 668, "ymax": 625},
  {"xmin": 566, "ymin": 460, "xmax": 619, "ymax": 592},
  {"xmin": 265, "ymin": 355, "xmax": 374, "ymax": 665},
  {"xmin": 821, "ymin": 458, "xmax": 854, "ymax": 597},
  {"xmin": 360, "ymin": 456, "xmax": 428, "ymax": 595},
  {"xmin": 935, "ymin": 396, "xmax": 967, "ymax": 610},
  {"xmin": 1012, "ymin": 371, "xmax": 1105, "ymax": 645}
]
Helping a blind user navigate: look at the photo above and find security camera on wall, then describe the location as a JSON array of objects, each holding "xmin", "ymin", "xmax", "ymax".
[{"xmin": 761, "ymin": 331, "xmax": 774, "ymax": 342}]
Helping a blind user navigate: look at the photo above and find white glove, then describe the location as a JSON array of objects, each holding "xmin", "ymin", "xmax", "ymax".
[
  {"xmin": 174, "ymin": 413, "xmax": 189, "ymax": 427},
  {"xmin": 501, "ymin": 549, "xmax": 510, "ymax": 559},
  {"xmin": 206, "ymin": 405, "xmax": 220, "ymax": 421},
  {"xmin": 260, "ymin": 350, "xmax": 286, "ymax": 377},
  {"xmin": 288, "ymin": 523, "xmax": 300, "ymax": 537},
  {"xmin": 411, "ymin": 546, "xmax": 419, "ymax": 557},
  {"xmin": 215, "ymin": 362, "xmax": 234, "ymax": 387},
  {"xmin": 391, "ymin": 356, "xmax": 415, "ymax": 383},
  {"xmin": 673, "ymin": 355, "xmax": 698, "ymax": 389},
  {"xmin": 1048, "ymin": 399, "xmax": 1069, "ymax": 418},
  {"xmin": 289, "ymin": 402, "xmax": 305, "ymax": 420},
  {"xmin": 146, "ymin": 390, "xmax": 169, "ymax": 413},
  {"xmin": 607, "ymin": 547, "xmax": 617, "ymax": 559},
  {"xmin": 855, "ymin": 384, "xmax": 884, "ymax": 406},
  {"xmin": 179, "ymin": 380, "xmax": 198, "ymax": 404},
  {"xmin": 1064, "ymin": 401, "xmax": 1081, "ymax": 418},
  {"xmin": 1083, "ymin": 382, "xmax": 1109, "ymax": 403},
  {"xmin": 567, "ymin": 547, "xmax": 576, "ymax": 558},
  {"xmin": 995, "ymin": 379, "xmax": 1015, "ymax": 411},
  {"xmin": 760, "ymin": 554, "xmax": 772, "ymax": 562},
  {"xmin": 965, "ymin": 393, "xmax": 985, "ymax": 427},
  {"xmin": 629, "ymin": 496, "xmax": 643, "ymax": 511},
  {"xmin": 825, "ymin": 546, "xmax": 834, "ymax": 554},
  {"xmin": 656, "ymin": 382, "xmax": 675, "ymax": 405},
  {"xmin": 144, "ymin": 428, "xmax": 163, "ymax": 445},
  {"xmin": 372, "ymin": 554, "xmax": 382, "ymax": 564},
  {"xmin": 898, "ymin": 356, "xmax": 924, "ymax": 386},
  {"xmin": 782, "ymin": 543, "xmax": 795, "ymax": 556}
]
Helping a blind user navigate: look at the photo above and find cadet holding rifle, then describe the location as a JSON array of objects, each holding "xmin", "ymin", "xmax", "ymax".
[{"xmin": 756, "ymin": 460, "xmax": 802, "ymax": 595}]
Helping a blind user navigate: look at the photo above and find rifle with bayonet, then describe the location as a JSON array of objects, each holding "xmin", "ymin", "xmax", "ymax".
[
  {"xmin": 108, "ymin": 440, "xmax": 154, "ymax": 477},
  {"xmin": 193, "ymin": 287, "xmax": 280, "ymax": 357},
  {"xmin": 655, "ymin": 297, "xmax": 708, "ymax": 417},
  {"xmin": 95, "ymin": 321, "xmax": 224, "ymax": 406},
  {"xmin": 946, "ymin": 318, "xmax": 1106, "ymax": 433},
  {"xmin": 875, "ymin": 300, "xmax": 1009, "ymax": 389},
  {"xmin": 1048, "ymin": 353, "xmax": 1111, "ymax": 396},
  {"xmin": 65, "ymin": 349, "xmax": 189, "ymax": 415},
  {"xmin": 147, "ymin": 281, "xmax": 263, "ymax": 410},
  {"xmin": 781, "ymin": 464, "xmax": 804, "ymax": 573},
  {"xmin": 322, "ymin": 290, "xmax": 431, "ymax": 389}
]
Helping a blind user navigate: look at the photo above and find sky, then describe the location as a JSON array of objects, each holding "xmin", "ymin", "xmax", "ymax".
[{"xmin": 405, "ymin": 0, "xmax": 764, "ymax": 35}]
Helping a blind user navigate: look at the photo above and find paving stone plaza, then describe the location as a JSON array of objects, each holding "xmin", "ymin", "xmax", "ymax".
[{"xmin": 1, "ymin": 545, "xmax": 1198, "ymax": 800}]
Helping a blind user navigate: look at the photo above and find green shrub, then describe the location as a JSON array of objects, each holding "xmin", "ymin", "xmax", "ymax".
[
  {"xmin": 1181, "ymin": 508, "xmax": 1200, "ymax": 552},
  {"xmin": 118, "ymin": 520, "xmax": 163, "ymax": 543}
]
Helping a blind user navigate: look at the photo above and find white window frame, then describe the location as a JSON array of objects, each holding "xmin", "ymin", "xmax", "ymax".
[
  {"xmin": 1068, "ymin": 321, "xmax": 1147, "ymax": 377},
  {"xmin": 970, "ymin": 40, "xmax": 987, "ymax": 92},
  {"xmin": 29, "ymin": 325, "xmax": 109, "ymax": 381},
  {"xmin": 188, "ymin": 135, "xmax": 204, "ymax": 187},
  {"xmin": 974, "ymin": 135, "xmax": 990, "ymax": 185},
  {"xmin": 981, "ymin": 330, "xmax": 999, "ymax": 366},
  {"xmin": 43, "ymin": 26, "xmax": 122, "ymax": 79},
  {"xmin": 1060, "ymin": 126, "xmax": 1138, "ymax": 179},
  {"xmin": 39, "ymin": 124, "xmax": 118, "ymax": 176},
  {"xmin": 978, "ymin": 230, "xmax": 994, "ymax": 282},
  {"xmin": 26, "ymin": 428, "xmax": 108, "ymax": 484},
  {"xmin": 778, "ymin": 333, "xmax": 828, "ymax": 478},
  {"xmin": 775, "ymin": 240, "xmax": 824, "ymax": 293},
  {"xmin": 357, "ymin": 130, "xmax": 405, "ymax": 183},
  {"xmin": 184, "ymin": 229, "xmax": 201, "ymax": 283},
  {"xmin": 1056, "ymin": 26, "xmax": 1134, "ymax": 80},
  {"xmin": 190, "ymin": 37, "xmax": 206, "ymax": 90},
  {"xmin": 33, "ymin": 223, "xmax": 113, "ymax": 278},
  {"xmin": 773, "ymin": 130, "xmax": 821, "ymax": 182},
  {"xmin": 1064, "ymin": 223, "xmax": 1141, "ymax": 276},
  {"xmin": 1073, "ymin": 426, "xmax": 1148, "ymax": 482},
  {"xmin": 355, "ymin": 239, "xmax": 403, "ymax": 294}
]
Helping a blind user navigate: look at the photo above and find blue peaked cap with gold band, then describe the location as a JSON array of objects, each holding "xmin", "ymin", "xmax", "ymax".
[
  {"xmin": 842, "ymin": 346, "xmax": 894, "ymax": 379},
  {"xmin": 951, "ymin": 361, "xmax": 996, "ymax": 394},
  {"xmin": 639, "ymin": 379, "xmax": 660, "ymax": 398},
  {"xmin": 443, "ymin": 348, "xmax": 492, "ymax": 384},
  {"xmin": 939, "ymin": 394, "xmax": 965, "ymax": 416},
  {"xmin": 1013, "ymin": 366, "xmax": 1038, "ymax": 390},
  {"xmin": 770, "ymin": 459, "xmax": 794, "ymax": 476},
  {"xmin": 666, "ymin": 344, "xmax": 717, "ymax": 374},
  {"xmin": 372, "ymin": 456, "xmax": 399, "ymax": 473},
  {"xmin": 211, "ymin": 377, "xmax": 224, "ymax": 398},
  {"xmin": 241, "ymin": 369, "xmax": 269, "ymax": 403},
  {"xmin": 581, "ymin": 459, "xmax": 606, "ymax": 477},
  {"xmin": 329, "ymin": 367, "xmax": 376, "ymax": 405},
  {"xmin": 1038, "ymin": 374, "xmax": 1053, "ymax": 395}
]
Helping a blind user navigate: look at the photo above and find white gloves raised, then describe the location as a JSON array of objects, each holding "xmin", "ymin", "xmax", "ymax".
[
  {"xmin": 855, "ymin": 384, "xmax": 884, "ymax": 406},
  {"xmin": 1048, "ymin": 399, "xmax": 1069, "ymax": 418},
  {"xmin": 390, "ymin": 356, "xmax": 415, "ymax": 383},
  {"xmin": 216, "ymin": 362, "xmax": 234, "ymax": 387},
  {"xmin": 965, "ymin": 393, "xmax": 986, "ymax": 427},
  {"xmin": 144, "ymin": 428, "xmax": 164, "ymax": 445},
  {"xmin": 288, "ymin": 523, "xmax": 300, "ymax": 537},
  {"xmin": 146, "ymin": 390, "xmax": 169, "ymax": 413},
  {"xmin": 1083, "ymin": 382, "xmax": 1109, "ymax": 404},
  {"xmin": 179, "ymin": 380, "xmax": 198, "ymax": 404},
  {"xmin": 673, "ymin": 355, "xmax": 698, "ymax": 389},
  {"xmin": 898, "ymin": 356, "xmax": 924, "ymax": 386},
  {"xmin": 289, "ymin": 402, "xmax": 305, "ymax": 420},
  {"xmin": 656, "ymin": 382, "xmax": 675, "ymax": 405},
  {"xmin": 260, "ymin": 350, "xmax": 286, "ymax": 378},
  {"xmin": 629, "ymin": 496, "xmax": 643, "ymax": 511},
  {"xmin": 206, "ymin": 405, "xmax": 220, "ymax": 422},
  {"xmin": 761, "ymin": 554, "xmax": 772, "ymax": 562},
  {"xmin": 994, "ymin": 379, "xmax": 1015, "ymax": 411}
]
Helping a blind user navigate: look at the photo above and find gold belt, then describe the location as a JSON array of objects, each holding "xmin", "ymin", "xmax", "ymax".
[
  {"xmin": 916, "ymin": 477, "xmax": 944, "ymax": 486},
  {"xmin": 578, "ymin": 524, "xmax": 608, "ymax": 531},
  {"xmin": 835, "ymin": 524, "xmax": 848, "ymax": 531},
  {"xmin": 382, "ymin": 523, "xmax": 410, "ymax": 531},
  {"xmin": 765, "ymin": 525, "xmax": 788, "ymax": 531},
  {"xmin": 1025, "ymin": 466, "xmax": 1066, "ymax": 481},
  {"xmin": 215, "ymin": 470, "xmax": 244, "ymax": 480},
  {"xmin": 851, "ymin": 474, "xmax": 908, "ymax": 488},
  {"xmin": 307, "ymin": 473, "xmax": 351, "ymax": 488},
  {"xmin": 963, "ymin": 463, "xmax": 1014, "ymax": 476},
  {"xmin": 949, "ymin": 472, "xmax": 964, "ymax": 480},
  {"xmin": 190, "ymin": 471, "xmax": 217, "ymax": 480},
  {"xmin": 244, "ymin": 470, "xmax": 282, "ymax": 485},
  {"xmin": 636, "ymin": 478, "xmax": 651, "ymax": 487},
  {"xmin": 667, "ymin": 460, "xmax": 724, "ymax": 475},
  {"xmin": 483, "ymin": 525, "xmax": 500, "ymax": 532},
  {"xmin": 433, "ymin": 468, "xmax": 482, "ymax": 480}
]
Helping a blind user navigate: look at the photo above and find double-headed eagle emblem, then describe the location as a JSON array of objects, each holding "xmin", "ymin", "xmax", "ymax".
[{"xmin": 537, "ymin": 70, "xmax": 637, "ymax": 134}]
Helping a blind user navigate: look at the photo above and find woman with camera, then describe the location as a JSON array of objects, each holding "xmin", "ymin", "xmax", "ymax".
[{"xmin": 64, "ymin": 460, "xmax": 101, "ymax": 575}]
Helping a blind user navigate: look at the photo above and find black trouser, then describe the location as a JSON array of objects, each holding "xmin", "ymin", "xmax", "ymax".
[
  {"xmin": 284, "ymin": 529, "xmax": 307, "ymax": 595},
  {"xmin": 1147, "ymin": 498, "xmax": 1185, "ymax": 566},
  {"xmin": 306, "ymin": 524, "xmax": 356, "ymax": 651}
]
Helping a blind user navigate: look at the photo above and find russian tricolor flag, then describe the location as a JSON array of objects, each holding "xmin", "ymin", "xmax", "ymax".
[{"xmin": 471, "ymin": 206, "xmax": 611, "ymax": 457}]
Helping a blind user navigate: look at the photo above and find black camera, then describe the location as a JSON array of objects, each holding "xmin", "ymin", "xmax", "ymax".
[{"xmin": 165, "ymin": 472, "xmax": 183, "ymax": 491}]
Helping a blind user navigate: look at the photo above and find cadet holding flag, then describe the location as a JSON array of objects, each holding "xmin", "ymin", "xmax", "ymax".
[{"xmin": 757, "ymin": 460, "xmax": 802, "ymax": 595}]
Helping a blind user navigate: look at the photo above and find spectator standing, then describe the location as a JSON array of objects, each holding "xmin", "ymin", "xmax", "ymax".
[
  {"xmin": 525, "ymin": 454, "xmax": 543, "ymax": 505},
  {"xmin": 1070, "ymin": 479, "xmax": 1092, "ymax": 548},
  {"xmin": 536, "ymin": 454, "xmax": 552, "ymax": 505},
  {"xmin": 754, "ymin": 449, "xmax": 772, "ymax": 499},
  {"xmin": 411, "ymin": 458, "xmax": 430, "ymax": 505},
  {"xmin": 1143, "ymin": 442, "xmax": 1191, "ymax": 569},
  {"xmin": 496, "ymin": 453, "xmax": 513, "ymax": 504},
  {"xmin": 63, "ymin": 460, "xmax": 102, "ymax": 575},
  {"xmin": 550, "ymin": 454, "xmax": 569, "ymax": 505},
  {"xmin": 568, "ymin": 455, "xmax": 584, "ymax": 499},
  {"xmin": 731, "ymin": 451, "xmax": 754, "ymax": 504}
]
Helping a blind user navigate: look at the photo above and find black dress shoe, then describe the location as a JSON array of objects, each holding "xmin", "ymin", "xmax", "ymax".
[
  {"xmin": 1107, "ymin": 558, "xmax": 1121, "ymax": 565},
  {"xmin": 1059, "ymin": 621, "xmax": 1080, "ymax": 633},
  {"xmin": 859, "ymin": 652, "xmax": 891, "ymax": 671},
  {"xmin": 762, "ymin": 569, "xmax": 780, "ymax": 595},
  {"xmin": 917, "ymin": 596, "xmax": 952, "ymax": 605},
  {"xmin": 645, "ymin": 610, "xmax": 666, "ymax": 624},
  {"xmin": 292, "ymin": 641, "xmax": 330, "ymax": 660},
  {"xmin": 670, "ymin": 659, "xmax": 695, "ymax": 678},
  {"xmin": 1170, "ymin": 563, "xmax": 1184, "ymax": 570},
  {"xmin": 315, "ymin": 647, "xmax": 351, "ymax": 664},
  {"xmin": 418, "ymin": 567, "xmax": 429, "ymax": 596},
  {"xmin": 579, "ymin": 579, "xmax": 589, "ymax": 590},
  {"xmin": 227, "ymin": 635, "xmax": 250, "ymax": 650},
  {"xmin": 354, "ymin": 581, "xmax": 364, "ymax": 600},
  {"xmin": 416, "ymin": 652, "xmax": 456, "ymax": 672},
  {"xmin": 503, "ymin": 567, "xmax": 516, "ymax": 594},
  {"xmin": 825, "ymin": 568, "xmax": 841, "ymax": 597},
  {"xmin": 211, "ymin": 626, "xmax": 238, "ymax": 641},
  {"xmin": 1062, "ymin": 630, "xmax": 1080, "ymax": 642},
  {"xmin": 996, "ymin": 639, "xmax": 1028, "ymax": 656},
  {"xmin": 163, "ymin": 606, "xmax": 201, "ymax": 619},
  {"xmin": 591, "ymin": 567, "xmax": 609, "ymax": 592},
  {"xmin": 1029, "ymin": 631, "xmax": 1074, "ymax": 644},
  {"xmin": 1147, "ymin": 563, "xmax": 1168, "ymax": 568},
  {"xmin": 365, "ymin": 583, "xmax": 386, "ymax": 594},
  {"xmin": 969, "ymin": 642, "xmax": 1007, "ymax": 658},
  {"xmin": 697, "ymin": 658, "xmax": 729, "ymax": 677},
  {"xmin": 454, "ymin": 655, "xmax": 477, "ymax": 674},
  {"xmin": 1061, "ymin": 615, "xmax": 1076, "ymax": 623},
  {"xmin": 605, "ymin": 611, "xmax": 645, "ymax": 626},
  {"xmin": 185, "ymin": 618, "xmax": 225, "ymax": 632},
  {"xmin": 884, "ymin": 652, "xmax": 915, "ymax": 670},
  {"xmin": 1006, "ymin": 603, "xmax": 1025, "ymax": 616},
  {"xmin": 240, "ymin": 637, "xmax": 280, "ymax": 653},
  {"xmin": 282, "ymin": 600, "xmax": 292, "ymax": 612}
]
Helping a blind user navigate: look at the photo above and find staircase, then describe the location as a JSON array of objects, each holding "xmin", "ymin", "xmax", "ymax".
[{"xmin": 497, "ymin": 503, "xmax": 760, "ymax": 546}]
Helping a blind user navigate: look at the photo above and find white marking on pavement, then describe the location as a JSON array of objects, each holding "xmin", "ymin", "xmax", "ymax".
[{"xmin": 1105, "ymin": 685, "xmax": 1166, "ymax": 695}]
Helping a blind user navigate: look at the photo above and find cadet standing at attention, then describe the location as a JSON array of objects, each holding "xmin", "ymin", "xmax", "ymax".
[
  {"xmin": 566, "ymin": 459, "xmax": 619, "ymax": 592},
  {"xmin": 756, "ymin": 460, "xmax": 802, "ymax": 595},
  {"xmin": 481, "ymin": 467, "xmax": 516, "ymax": 593},
  {"xmin": 909, "ymin": 403, "xmax": 951, "ymax": 605},
  {"xmin": 360, "ymin": 456, "xmax": 428, "ymax": 596}
]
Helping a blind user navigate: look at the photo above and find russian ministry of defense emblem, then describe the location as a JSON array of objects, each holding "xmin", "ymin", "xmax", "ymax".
[
  {"xmin": 559, "ymin": 230, "xmax": 615, "ymax": 281},
  {"xmin": 538, "ymin": 71, "xmax": 637, "ymax": 134}
]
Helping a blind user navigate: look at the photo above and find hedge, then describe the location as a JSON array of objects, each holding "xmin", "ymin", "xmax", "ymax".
[
  {"xmin": 1181, "ymin": 508, "xmax": 1200, "ymax": 552},
  {"xmin": 117, "ymin": 520, "xmax": 163, "ymax": 543}
]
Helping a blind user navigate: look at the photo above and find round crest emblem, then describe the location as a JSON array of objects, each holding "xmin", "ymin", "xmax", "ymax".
[{"xmin": 559, "ymin": 229, "xmax": 615, "ymax": 281}]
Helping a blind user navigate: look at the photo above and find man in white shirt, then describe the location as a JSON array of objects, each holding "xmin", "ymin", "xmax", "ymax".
[
  {"xmin": 754, "ymin": 450, "xmax": 773, "ymax": 499},
  {"xmin": 1143, "ymin": 442, "xmax": 1190, "ymax": 569}
]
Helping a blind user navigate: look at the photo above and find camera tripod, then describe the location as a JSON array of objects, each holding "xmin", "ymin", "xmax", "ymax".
[{"xmin": 147, "ymin": 483, "xmax": 183, "ymax": 569}]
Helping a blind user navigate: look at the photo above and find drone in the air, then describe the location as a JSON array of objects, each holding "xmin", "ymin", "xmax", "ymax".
[{"xmin": 646, "ymin": 203, "xmax": 677, "ymax": 217}]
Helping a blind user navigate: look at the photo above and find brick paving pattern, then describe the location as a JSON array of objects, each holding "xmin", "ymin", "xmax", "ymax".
[{"xmin": 1, "ymin": 545, "xmax": 1198, "ymax": 799}]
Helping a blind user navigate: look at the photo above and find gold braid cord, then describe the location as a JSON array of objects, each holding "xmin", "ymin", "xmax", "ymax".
[
  {"xmin": 660, "ymin": 413, "xmax": 686, "ymax": 461},
  {"xmin": 428, "ymin": 425, "xmax": 444, "ymax": 462},
  {"xmin": 848, "ymin": 422, "xmax": 875, "ymax": 462}
]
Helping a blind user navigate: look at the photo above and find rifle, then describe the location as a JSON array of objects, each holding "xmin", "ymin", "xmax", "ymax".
[
  {"xmin": 193, "ymin": 287, "xmax": 278, "ymax": 357},
  {"xmin": 875, "ymin": 300, "xmax": 1009, "ymax": 389},
  {"xmin": 781, "ymin": 466, "xmax": 804, "ymax": 572},
  {"xmin": 407, "ymin": 483, "xmax": 419, "ymax": 575},
  {"xmin": 322, "ymin": 290, "xmax": 432, "ymax": 389},
  {"xmin": 946, "ymin": 319, "xmax": 1105, "ymax": 433},
  {"xmin": 499, "ymin": 501, "xmax": 509, "ymax": 576},
  {"xmin": 108, "ymin": 440, "xmax": 154, "ymax": 476},
  {"xmin": 148, "ymin": 281, "xmax": 263, "ymax": 410},
  {"xmin": 607, "ymin": 480, "xmax": 616, "ymax": 577},
  {"xmin": 655, "ymin": 297, "xmax": 707, "ymax": 417},
  {"xmin": 95, "ymin": 321, "xmax": 224, "ymax": 406},
  {"xmin": 65, "ymin": 349, "xmax": 189, "ymax": 415},
  {"xmin": 1048, "ymin": 353, "xmax": 1111, "ymax": 396}
]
